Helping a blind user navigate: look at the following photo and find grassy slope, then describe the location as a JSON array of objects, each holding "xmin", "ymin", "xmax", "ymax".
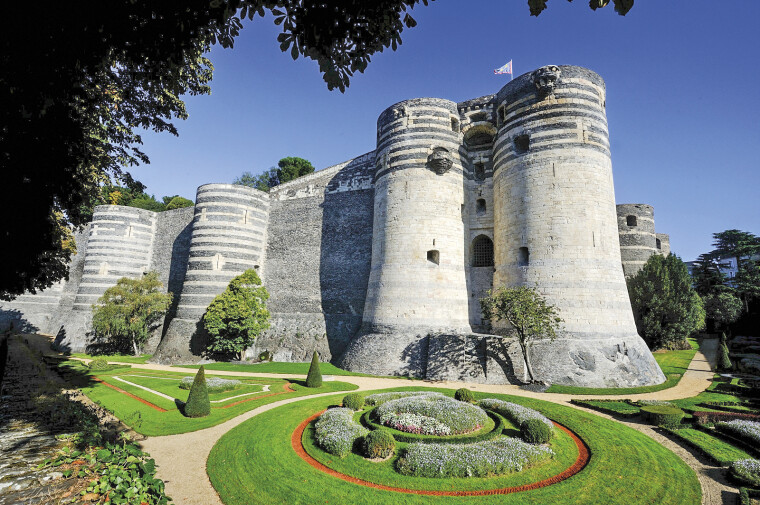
[
  {"xmin": 70, "ymin": 352, "xmax": 153, "ymax": 364},
  {"xmin": 208, "ymin": 387, "xmax": 701, "ymax": 505},
  {"xmin": 546, "ymin": 337, "xmax": 699, "ymax": 395},
  {"xmin": 666, "ymin": 428, "xmax": 752, "ymax": 465}
]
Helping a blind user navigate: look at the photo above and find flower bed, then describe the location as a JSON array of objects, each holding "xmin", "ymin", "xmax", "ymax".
[
  {"xmin": 716, "ymin": 420, "xmax": 760, "ymax": 450},
  {"xmin": 361, "ymin": 409, "xmax": 505, "ymax": 444},
  {"xmin": 396, "ymin": 436, "xmax": 554, "ymax": 478},
  {"xmin": 180, "ymin": 376, "xmax": 242, "ymax": 393},
  {"xmin": 479, "ymin": 399, "xmax": 554, "ymax": 430},
  {"xmin": 373, "ymin": 395, "xmax": 488, "ymax": 435},
  {"xmin": 365, "ymin": 391, "xmax": 442, "ymax": 407},
  {"xmin": 314, "ymin": 408, "xmax": 369, "ymax": 458},
  {"xmin": 694, "ymin": 410, "xmax": 760, "ymax": 426},
  {"xmin": 731, "ymin": 459, "xmax": 760, "ymax": 487}
]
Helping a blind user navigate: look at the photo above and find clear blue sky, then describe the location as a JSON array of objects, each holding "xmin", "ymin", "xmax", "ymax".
[{"xmin": 132, "ymin": 1, "xmax": 759, "ymax": 262}]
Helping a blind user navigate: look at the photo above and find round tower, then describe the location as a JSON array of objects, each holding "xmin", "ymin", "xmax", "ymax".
[
  {"xmin": 617, "ymin": 204, "xmax": 657, "ymax": 277},
  {"xmin": 340, "ymin": 98, "xmax": 471, "ymax": 376},
  {"xmin": 155, "ymin": 183, "xmax": 269, "ymax": 361},
  {"xmin": 491, "ymin": 65, "xmax": 664, "ymax": 387},
  {"xmin": 656, "ymin": 233, "xmax": 671, "ymax": 257}
]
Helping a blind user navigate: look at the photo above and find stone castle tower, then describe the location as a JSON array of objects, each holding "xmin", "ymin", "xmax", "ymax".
[{"xmin": 1, "ymin": 65, "xmax": 670, "ymax": 387}]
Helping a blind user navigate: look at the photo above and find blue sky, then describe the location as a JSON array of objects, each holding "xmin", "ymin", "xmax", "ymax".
[{"xmin": 132, "ymin": 1, "xmax": 759, "ymax": 261}]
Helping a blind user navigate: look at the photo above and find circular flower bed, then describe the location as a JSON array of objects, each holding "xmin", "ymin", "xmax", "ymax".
[
  {"xmin": 179, "ymin": 376, "xmax": 241, "ymax": 393},
  {"xmin": 373, "ymin": 394, "xmax": 488, "ymax": 436}
]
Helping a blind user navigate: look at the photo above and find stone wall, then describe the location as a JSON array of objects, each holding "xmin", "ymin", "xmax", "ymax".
[{"xmin": 617, "ymin": 203, "xmax": 658, "ymax": 277}]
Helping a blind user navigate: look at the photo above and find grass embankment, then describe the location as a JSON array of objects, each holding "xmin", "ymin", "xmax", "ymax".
[
  {"xmin": 175, "ymin": 361, "xmax": 409, "ymax": 379},
  {"xmin": 664, "ymin": 427, "xmax": 753, "ymax": 466},
  {"xmin": 208, "ymin": 387, "xmax": 701, "ymax": 505},
  {"xmin": 69, "ymin": 352, "xmax": 153, "ymax": 364},
  {"xmin": 61, "ymin": 361, "xmax": 357, "ymax": 436},
  {"xmin": 546, "ymin": 337, "xmax": 699, "ymax": 395}
]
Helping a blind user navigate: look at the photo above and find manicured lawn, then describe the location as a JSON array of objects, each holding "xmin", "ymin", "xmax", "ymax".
[
  {"xmin": 208, "ymin": 387, "xmax": 701, "ymax": 505},
  {"xmin": 671, "ymin": 376, "xmax": 745, "ymax": 414},
  {"xmin": 572, "ymin": 400, "xmax": 641, "ymax": 416},
  {"xmin": 70, "ymin": 352, "xmax": 153, "ymax": 364},
  {"xmin": 174, "ymin": 361, "xmax": 409, "ymax": 379},
  {"xmin": 665, "ymin": 427, "xmax": 752, "ymax": 465},
  {"xmin": 113, "ymin": 374, "xmax": 267, "ymax": 402},
  {"xmin": 546, "ymin": 337, "xmax": 699, "ymax": 395}
]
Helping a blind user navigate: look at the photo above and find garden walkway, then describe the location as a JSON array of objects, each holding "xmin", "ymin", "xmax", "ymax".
[{"xmin": 56, "ymin": 337, "xmax": 738, "ymax": 505}]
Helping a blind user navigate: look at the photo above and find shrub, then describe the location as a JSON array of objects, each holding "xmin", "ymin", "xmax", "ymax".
[
  {"xmin": 719, "ymin": 342, "xmax": 732, "ymax": 370},
  {"xmin": 479, "ymin": 399, "xmax": 554, "ymax": 431},
  {"xmin": 454, "ymin": 388, "xmax": 475, "ymax": 403},
  {"xmin": 179, "ymin": 376, "xmax": 241, "ymax": 393},
  {"xmin": 258, "ymin": 350, "xmax": 273, "ymax": 362},
  {"xmin": 636, "ymin": 400, "xmax": 674, "ymax": 406},
  {"xmin": 363, "ymin": 429, "xmax": 395, "ymax": 459},
  {"xmin": 342, "ymin": 393, "xmax": 364, "ymax": 411},
  {"xmin": 641, "ymin": 405, "xmax": 685, "ymax": 427},
  {"xmin": 89, "ymin": 357, "xmax": 111, "ymax": 370},
  {"xmin": 521, "ymin": 418, "xmax": 552, "ymax": 444},
  {"xmin": 695, "ymin": 411, "xmax": 760, "ymax": 426},
  {"xmin": 716, "ymin": 420, "xmax": 760, "ymax": 449},
  {"xmin": 306, "ymin": 351, "xmax": 322, "ymax": 388},
  {"xmin": 314, "ymin": 408, "xmax": 368, "ymax": 458},
  {"xmin": 731, "ymin": 459, "xmax": 760, "ymax": 487},
  {"xmin": 396, "ymin": 436, "xmax": 554, "ymax": 478},
  {"xmin": 374, "ymin": 395, "xmax": 488, "ymax": 435},
  {"xmin": 184, "ymin": 366, "xmax": 210, "ymax": 418}
]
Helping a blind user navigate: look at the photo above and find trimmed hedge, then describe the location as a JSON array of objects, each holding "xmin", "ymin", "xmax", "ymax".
[
  {"xmin": 363, "ymin": 429, "xmax": 395, "ymax": 459},
  {"xmin": 454, "ymin": 388, "xmax": 475, "ymax": 403},
  {"xmin": 361, "ymin": 409, "xmax": 506, "ymax": 445},
  {"xmin": 731, "ymin": 459, "xmax": 760, "ymax": 487},
  {"xmin": 184, "ymin": 366, "xmax": 211, "ymax": 418},
  {"xmin": 179, "ymin": 376, "xmax": 241, "ymax": 393},
  {"xmin": 719, "ymin": 342, "xmax": 733, "ymax": 370},
  {"xmin": 641, "ymin": 405, "xmax": 685, "ymax": 427},
  {"xmin": 306, "ymin": 351, "xmax": 322, "ymax": 388},
  {"xmin": 740, "ymin": 487, "xmax": 760, "ymax": 505},
  {"xmin": 694, "ymin": 410, "xmax": 760, "ymax": 426},
  {"xmin": 342, "ymin": 393, "xmax": 364, "ymax": 411},
  {"xmin": 89, "ymin": 357, "xmax": 111, "ymax": 370},
  {"xmin": 521, "ymin": 419, "xmax": 552, "ymax": 444}
]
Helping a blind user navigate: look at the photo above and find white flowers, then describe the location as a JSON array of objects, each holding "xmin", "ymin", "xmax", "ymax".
[
  {"xmin": 365, "ymin": 391, "xmax": 442, "ymax": 406},
  {"xmin": 396, "ymin": 437, "xmax": 554, "ymax": 478},
  {"xmin": 731, "ymin": 458, "xmax": 760, "ymax": 485},
  {"xmin": 478, "ymin": 399, "xmax": 554, "ymax": 431},
  {"xmin": 716, "ymin": 419, "xmax": 760, "ymax": 449},
  {"xmin": 314, "ymin": 408, "xmax": 369, "ymax": 458},
  {"xmin": 374, "ymin": 395, "xmax": 489, "ymax": 435},
  {"xmin": 179, "ymin": 376, "xmax": 241, "ymax": 392}
]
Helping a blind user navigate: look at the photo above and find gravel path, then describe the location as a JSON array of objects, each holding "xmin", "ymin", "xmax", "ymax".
[{"xmin": 65, "ymin": 337, "xmax": 738, "ymax": 504}]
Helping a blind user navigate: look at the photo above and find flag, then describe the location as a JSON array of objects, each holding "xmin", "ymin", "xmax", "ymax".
[{"xmin": 494, "ymin": 60, "xmax": 512, "ymax": 75}]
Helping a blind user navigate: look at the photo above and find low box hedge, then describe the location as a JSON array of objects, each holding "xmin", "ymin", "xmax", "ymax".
[{"xmin": 641, "ymin": 405, "xmax": 685, "ymax": 427}]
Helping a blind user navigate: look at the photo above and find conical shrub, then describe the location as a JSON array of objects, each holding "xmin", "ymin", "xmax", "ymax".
[
  {"xmin": 184, "ymin": 366, "xmax": 211, "ymax": 417},
  {"xmin": 718, "ymin": 342, "xmax": 732, "ymax": 371},
  {"xmin": 306, "ymin": 351, "xmax": 322, "ymax": 388}
]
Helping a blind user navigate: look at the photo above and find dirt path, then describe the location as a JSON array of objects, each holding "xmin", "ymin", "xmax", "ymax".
[{"xmin": 42, "ymin": 335, "xmax": 735, "ymax": 504}]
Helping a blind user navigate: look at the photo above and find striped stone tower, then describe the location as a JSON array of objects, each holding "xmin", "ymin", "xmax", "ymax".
[
  {"xmin": 54, "ymin": 205, "xmax": 157, "ymax": 352},
  {"xmin": 616, "ymin": 203, "xmax": 658, "ymax": 276},
  {"xmin": 340, "ymin": 98, "xmax": 472, "ymax": 376},
  {"xmin": 154, "ymin": 184, "xmax": 269, "ymax": 361},
  {"xmin": 490, "ymin": 65, "xmax": 664, "ymax": 386}
]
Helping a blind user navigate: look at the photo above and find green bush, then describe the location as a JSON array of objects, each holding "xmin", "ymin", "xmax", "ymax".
[
  {"xmin": 363, "ymin": 429, "xmax": 395, "ymax": 459},
  {"xmin": 184, "ymin": 366, "xmax": 210, "ymax": 418},
  {"xmin": 306, "ymin": 351, "xmax": 322, "ymax": 388},
  {"xmin": 719, "ymin": 342, "xmax": 732, "ymax": 370},
  {"xmin": 454, "ymin": 388, "xmax": 475, "ymax": 403},
  {"xmin": 521, "ymin": 418, "xmax": 552, "ymax": 444},
  {"xmin": 641, "ymin": 405, "xmax": 685, "ymax": 427},
  {"xmin": 258, "ymin": 350, "xmax": 273, "ymax": 362},
  {"xmin": 342, "ymin": 393, "xmax": 364, "ymax": 411},
  {"xmin": 731, "ymin": 459, "xmax": 760, "ymax": 487},
  {"xmin": 89, "ymin": 357, "xmax": 111, "ymax": 370}
]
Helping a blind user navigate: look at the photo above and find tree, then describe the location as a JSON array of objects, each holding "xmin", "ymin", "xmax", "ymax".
[
  {"xmin": 306, "ymin": 351, "xmax": 323, "ymax": 388},
  {"xmin": 702, "ymin": 292, "xmax": 742, "ymax": 332},
  {"xmin": 164, "ymin": 196, "xmax": 195, "ymax": 210},
  {"xmin": 709, "ymin": 230, "xmax": 760, "ymax": 314},
  {"xmin": 91, "ymin": 272, "xmax": 172, "ymax": 355},
  {"xmin": 691, "ymin": 253, "xmax": 728, "ymax": 297},
  {"xmin": 2, "ymin": 1, "xmax": 430, "ymax": 300},
  {"xmin": 627, "ymin": 254, "xmax": 705, "ymax": 350},
  {"xmin": 202, "ymin": 269, "xmax": 270, "ymax": 360},
  {"xmin": 234, "ymin": 157, "xmax": 315, "ymax": 192},
  {"xmin": 480, "ymin": 286, "xmax": 563, "ymax": 383},
  {"xmin": 529, "ymin": 0, "xmax": 634, "ymax": 17},
  {"xmin": 184, "ymin": 366, "xmax": 211, "ymax": 418}
]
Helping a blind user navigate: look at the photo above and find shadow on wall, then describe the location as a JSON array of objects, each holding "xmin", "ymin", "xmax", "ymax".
[
  {"xmin": 317, "ymin": 160, "xmax": 375, "ymax": 362},
  {"xmin": 0, "ymin": 309, "xmax": 39, "ymax": 334},
  {"xmin": 160, "ymin": 220, "xmax": 193, "ymax": 338}
]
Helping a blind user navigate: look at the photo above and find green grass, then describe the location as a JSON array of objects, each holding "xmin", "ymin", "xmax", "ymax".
[
  {"xmin": 66, "ymin": 361, "xmax": 357, "ymax": 436},
  {"xmin": 69, "ymin": 352, "xmax": 153, "ymax": 364},
  {"xmin": 113, "ymin": 374, "xmax": 266, "ymax": 402},
  {"xmin": 572, "ymin": 400, "xmax": 641, "ymax": 416},
  {"xmin": 208, "ymin": 387, "xmax": 701, "ymax": 505},
  {"xmin": 671, "ymin": 375, "xmax": 746, "ymax": 414},
  {"xmin": 174, "ymin": 361, "xmax": 408, "ymax": 379},
  {"xmin": 546, "ymin": 337, "xmax": 699, "ymax": 395},
  {"xmin": 665, "ymin": 427, "xmax": 752, "ymax": 465}
]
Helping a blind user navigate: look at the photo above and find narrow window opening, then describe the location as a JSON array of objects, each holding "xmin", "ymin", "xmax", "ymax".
[
  {"xmin": 472, "ymin": 236, "xmax": 494, "ymax": 267},
  {"xmin": 451, "ymin": 117, "xmax": 459, "ymax": 132},
  {"xmin": 518, "ymin": 247, "xmax": 530, "ymax": 266},
  {"xmin": 626, "ymin": 215, "xmax": 637, "ymax": 227},
  {"xmin": 656, "ymin": 238, "xmax": 662, "ymax": 250},
  {"xmin": 476, "ymin": 199, "xmax": 486, "ymax": 215},
  {"xmin": 497, "ymin": 105, "xmax": 506, "ymax": 126},
  {"xmin": 514, "ymin": 134, "xmax": 530, "ymax": 154},
  {"xmin": 474, "ymin": 163, "xmax": 485, "ymax": 181},
  {"xmin": 427, "ymin": 250, "xmax": 440, "ymax": 265}
]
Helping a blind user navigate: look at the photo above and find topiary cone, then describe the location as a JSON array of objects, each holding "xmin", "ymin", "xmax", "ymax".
[
  {"xmin": 306, "ymin": 351, "xmax": 322, "ymax": 388},
  {"xmin": 184, "ymin": 366, "xmax": 211, "ymax": 417},
  {"xmin": 718, "ymin": 342, "xmax": 732, "ymax": 371}
]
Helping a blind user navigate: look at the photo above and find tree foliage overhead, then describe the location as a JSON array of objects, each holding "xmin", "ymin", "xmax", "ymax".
[
  {"xmin": 202, "ymin": 269, "xmax": 270, "ymax": 360},
  {"xmin": 90, "ymin": 272, "xmax": 172, "ymax": 356},
  {"xmin": 480, "ymin": 286, "xmax": 563, "ymax": 383},
  {"xmin": 234, "ymin": 157, "xmax": 315, "ymax": 192},
  {"xmin": 528, "ymin": 0, "xmax": 634, "ymax": 17},
  {"xmin": 627, "ymin": 254, "xmax": 705, "ymax": 350},
  {"xmin": 1, "ymin": 1, "xmax": 431, "ymax": 300}
]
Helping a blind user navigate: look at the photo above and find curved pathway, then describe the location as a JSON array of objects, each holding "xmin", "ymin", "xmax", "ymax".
[{"xmin": 58, "ymin": 337, "xmax": 738, "ymax": 505}]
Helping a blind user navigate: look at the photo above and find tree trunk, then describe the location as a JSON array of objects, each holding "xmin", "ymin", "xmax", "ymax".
[
  {"xmin": 132, "ymin": 339, "xmax": 139, "ymax": 357},
  {"xmin": 520, "ymin": 341, "xmax": 535, "ymax": 383}
]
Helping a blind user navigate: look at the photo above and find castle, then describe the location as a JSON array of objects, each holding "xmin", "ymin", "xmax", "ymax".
[{"xmin": 0, "ymin": 65, "xmax": 672, "ymax": 387}]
